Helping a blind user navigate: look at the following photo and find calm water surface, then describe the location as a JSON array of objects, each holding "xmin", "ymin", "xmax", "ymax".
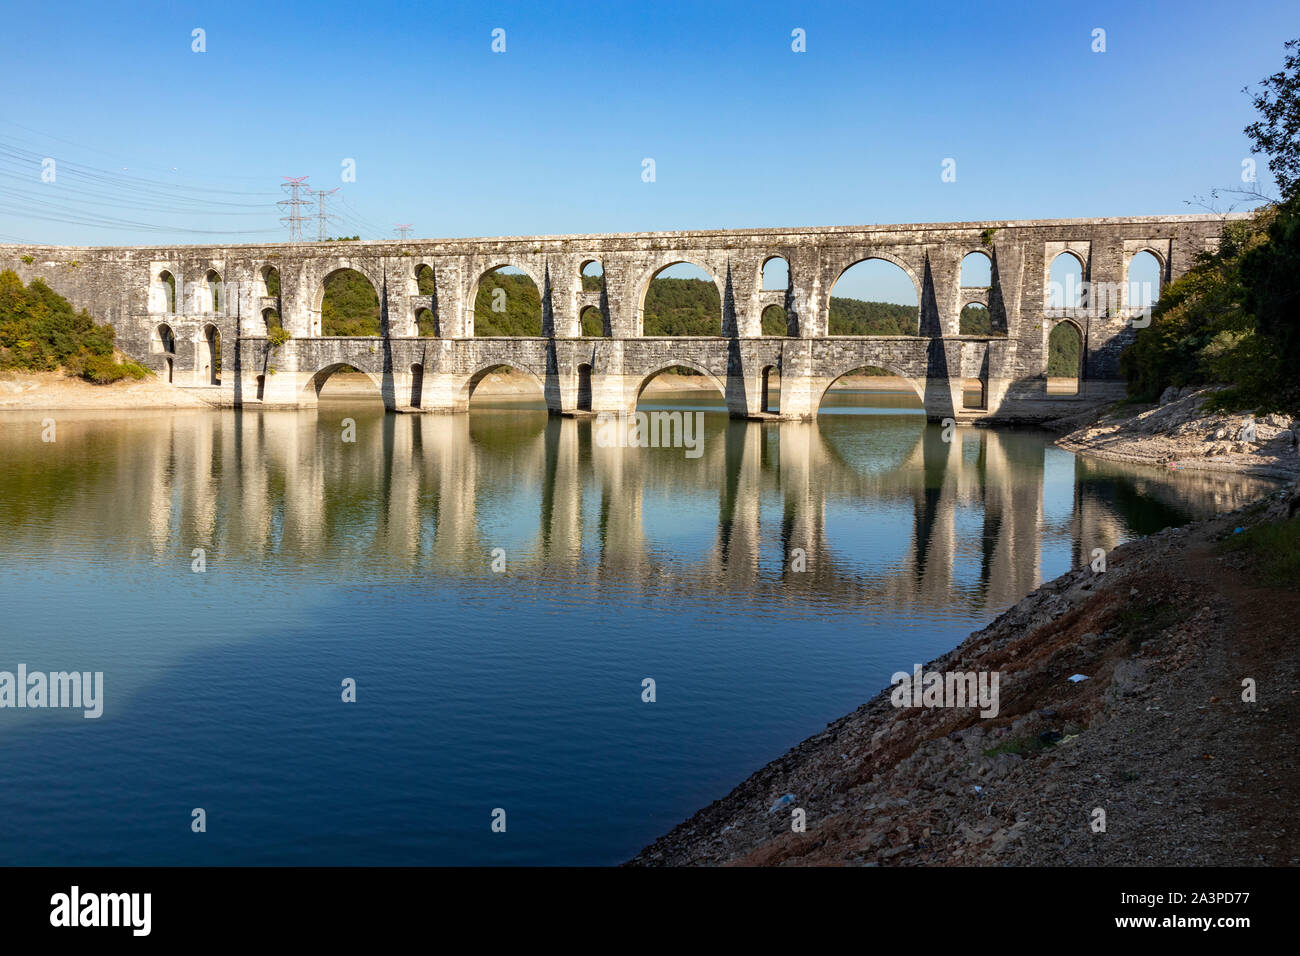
[{"xmin": 0, "ymin": 390, "xmax": 1277, "ymax": 864}]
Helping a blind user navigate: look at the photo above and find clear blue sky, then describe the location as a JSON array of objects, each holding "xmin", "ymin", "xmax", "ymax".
[{"xmin": 0, "ymin": 0, "xmax": 1292, "ymax": 256}]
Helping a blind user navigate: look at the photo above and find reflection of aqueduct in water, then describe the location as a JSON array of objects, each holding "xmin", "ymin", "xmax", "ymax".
[
  {"xmin": 0, "ymin": 215, "xmax": 1239, "ymax": 422},
  {"xmin": 1, "ymin": 411, "xmax": 1272, "ymax": 617}
]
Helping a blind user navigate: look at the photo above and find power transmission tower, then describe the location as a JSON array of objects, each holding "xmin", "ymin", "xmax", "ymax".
[
  {"xmin": 394, "ymin": 223, "xmax": 413, "ymax": 240},
  {"xmin": 311, "ymin": 187, "xmax": 341, "ymax": 241},
  {"xmin": 278, "ymin": 177, "xmax": 313, "ymax": 242}
]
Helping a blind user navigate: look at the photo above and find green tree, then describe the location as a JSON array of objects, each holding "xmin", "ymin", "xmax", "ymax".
[
  {"xmin": 320, "ymin": 270, "xmax": 381, "ymax": 336},
  {"xmin": 0, "ymin": 271, "xmax": 147, "ymax": 383}
]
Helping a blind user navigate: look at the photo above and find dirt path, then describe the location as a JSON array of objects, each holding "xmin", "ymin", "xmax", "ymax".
[{"xmin": 0, "ymin": 371, "xmax": 209, "ymax": 409}]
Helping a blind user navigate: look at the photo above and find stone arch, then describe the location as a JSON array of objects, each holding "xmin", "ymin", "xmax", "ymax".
[
  {"xmin": 959, "ymin": 301, "xmax": 993, "ymax": 336},
  {"xmin": 576, "ymin": 362, "xmax": 593, "ymax": 411},
  {"xmin": 459, "ymin": 362, "xmax": 547, "ymax": 405},
  {"xmin": 632, "ymin": 360, "xmax": 727, "ymax": 403},
  {"xmin": 260, "ymin": 265, "xmax": 281, "ymax": 298},
  {"xmin": 1048, "ymin": 252, "xmax": 1086, "ymax": 310},
  {"xmin": 960, "ymin": 251, "xmax": 992, "ymax": 287},
  {"xmin": 302, "ymin": 361, "xmax": 385, "ymax": 398},
  {"xmin": 314, "ymin": 267, "xmax": 382, "ymax": 336},
  {"xmin": 199, "ymin": 322, "xmax": 221, "ymax": 385},
  {"xmin": 415, "ymin": 306, "xmax": 438, "ymax": 337},
  {"xmin": 828, "ymin": 256, "xmax": 921, "ymax": 335},
  {"xmin": 636, "ymin": 259, "xmax": 724, "ymax": 336},
  {"xmin": 580, "ymin": 259, "xmax": 604, "ymax": 279},
  {"xmin": 1126, "ymin": 250, "xmax": 1163, "ymax": 312},
  {"xmin": 761, "ymin": 255, "xmax": 789, "ymax": 290},
  {"xmin": 150, "ymin": 270, "xmax": 177, "ymax": 313},
  {"xmin": 468, "ymin": 264, "xmax": 545, "ymax": 337},
  {"xmin": 262, "ymin": 307, "xmax": 283, "ymax": 336},
  {"xmin": 761, "ymin": 304, "xmax": 790, "ymax": 336},
  {"xmin": 415, "ymin": 263, "xmax": 436, "ymax": 295},
  {"xmin": 152, "ymin": 322, "xmax": 176, "ymax": 354},
  {"xmin": 815, "ymin": 362, "xmax": 926, "ymax": 409},
  {"xmin": 1046, "ymin": 318, "xmax": 1084, "ymax": 394},
  {"xmin": 410, "ymin": 363, "xmax": 424, "ymax": 408},
  {"xmin": 194, "ymin": 269, "xmax": 222, "ymax": 313},
  {"xmin": 579, "ymin": 305, "xmax": 607, "ymax": 337},
  {"xmin": 760, "ymin": 364, "xmax": 779, "ymax": 413}
]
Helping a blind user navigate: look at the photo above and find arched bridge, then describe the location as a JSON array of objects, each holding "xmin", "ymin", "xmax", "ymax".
[{"xmin": 0, "ymin": 214, "xmax": 1239, "ymax": 421}]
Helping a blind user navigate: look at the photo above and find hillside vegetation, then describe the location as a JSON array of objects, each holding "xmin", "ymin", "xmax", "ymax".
[{"xmin": 0, "ymin": 271, "xmax": 148, "ymax": 383}]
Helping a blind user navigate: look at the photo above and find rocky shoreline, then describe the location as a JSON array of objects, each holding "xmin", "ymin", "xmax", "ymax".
[
  {"xmin": 1054, "ymin": 386, "xmax": 1299, "ymax": 481},
  {"xmin": 630, "ymin": 390, "xmax": 1300, "ymax": 867},
  {"xmin": 630, "ymin": 478, "xmax": 1299, "ymax": 866}
]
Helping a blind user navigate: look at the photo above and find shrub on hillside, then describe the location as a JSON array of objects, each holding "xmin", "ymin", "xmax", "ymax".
[{"xmin": 0, "ymin": 270, "xmax": 150, "ymax": 384}]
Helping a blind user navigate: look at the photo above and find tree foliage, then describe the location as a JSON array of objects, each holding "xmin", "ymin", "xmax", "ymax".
[
  {"xmin": 642, "ymin": 277, "xmax": 721, "ymax": 335},
  {"xmin": 827, "ymin": 297, "xmax": 917, "ymax": 335},
  {"xmin": 1245, "ymin": 37, "xmax": 1300, "ymax": 200},
  {"xmin": 474, "ymin": 271, "xmax": 542, "ymax": 336},
  {"xmin": 1047, "ymin": 322, "xmax": 1082, "ymax": 377},
  {"xmin": 0, "ymin": 270, "xmax": 147, "ymax": 383},
  {"xmin": 321, "ymin": 269, "xmax": 381, "ymax": 336},
  {"xmin": 1120, "ymin": 38, "xmax": 1300, "ymax": 412},
  {"xmin": 1120, "ymin": 208, "xmax": 1296, "ymax": 409}
]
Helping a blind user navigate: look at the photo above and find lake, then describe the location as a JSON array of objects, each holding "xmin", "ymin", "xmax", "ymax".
[{"xmin": 0, "ymin": 389, "xmax": 1276, "ymax": 864}]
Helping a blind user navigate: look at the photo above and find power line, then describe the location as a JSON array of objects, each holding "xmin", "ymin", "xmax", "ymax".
[
  {"xmin": 311, "ymin": 187, "xmax": 341, "ymax": 241},
  {"xmin": 278, "ymin": 177, "xmax": 313, "ymax": 242}
]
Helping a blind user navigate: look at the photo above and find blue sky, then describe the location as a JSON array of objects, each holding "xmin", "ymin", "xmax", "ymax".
[{"xmin": 0, "ymin": 0, "xmax": 1292, "ymax": 268}]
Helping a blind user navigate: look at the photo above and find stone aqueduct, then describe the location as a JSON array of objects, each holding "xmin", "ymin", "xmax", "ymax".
[{"xmin": 0, "ymin": 214, "xmax": 1238, "ymax": 421}]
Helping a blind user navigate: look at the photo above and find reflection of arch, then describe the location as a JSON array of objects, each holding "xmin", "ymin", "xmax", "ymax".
[
  {"xmin": 815, "ymin": 363, "xmax": 926, "ymax": 410},
  {"xmin": 636, "ymin": 259, "xmax": 723, "ymax": 336},
  {"xmin": 302, "ymin": 362, "xmax": 384, "ymax": 397},
  {"xmin": 960, "ymin": 251, "xmax": 992, "ymax": 287},
  {"xmin": 576, "ymin": 363, "xmax": 593, "ymax": 411},
  {"xmin": 460, "ymin": 362, "xmax": 546, "ymax": 405},
  {"xmin": 634, "ymin": 361, "xmax": 727, "ymax": 402}
]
